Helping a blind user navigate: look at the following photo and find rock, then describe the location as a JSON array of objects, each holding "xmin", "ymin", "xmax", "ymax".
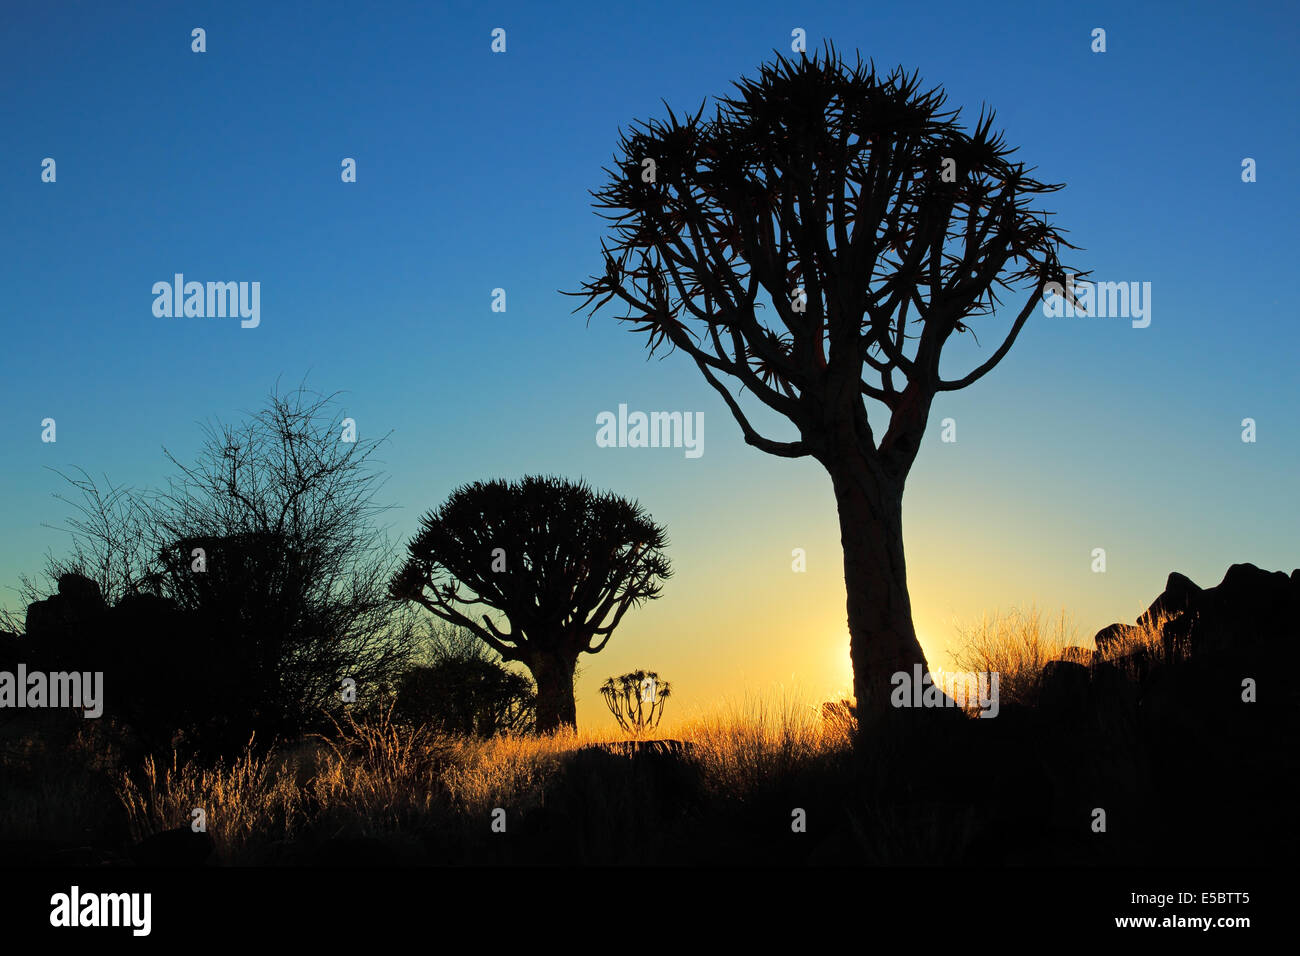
[
  {"xmin": 0, "ymin": 630, "xmax": 22, "ymax": 671},
  {"xmin": 1198, "ymin": 563, "xmax": 1298, "ymax": 655},
  {"xmin": 1093, "ymin": 563, "xmax": 1300, "ymax": 661},
  {"xmin": 1093, "ymin": 622, "xmax": 1146, "ymax": 656},
  {"xmin": 0, "ymin": 839, "xmax": 65, "ymax": 866},
  {"xmin": 310, "ymin": 836, "xmax": 412, "ymax": 866},
  {"xmin": 57, "ymin": 573, "xmax": 105, "ymax": 606},
  {"xmin": 1057, "ymin": 645, "xmax": 1096, "ymax": 666},
  {"xmin": 24, "ymin": 573, "xmax": 106, "ymax": 640},
  {"xmin": 129, "ymin": 826, "xmax": 214, "ymax": 866},
  {"xmin": 1139, "ymin": 571, "xmax": 1202, "ymax": 626},
  {"xmin": 1037, "ymin": 660, "xmax": 1091, "ymax": 726}
]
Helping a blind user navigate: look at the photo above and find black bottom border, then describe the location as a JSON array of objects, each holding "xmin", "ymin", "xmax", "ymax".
[{"xmin": 0, "ymin": 865, "xmax": 1277, "ymax": 942}]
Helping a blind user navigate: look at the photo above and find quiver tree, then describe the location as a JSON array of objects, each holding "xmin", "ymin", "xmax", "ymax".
[
  {"xmin": 390, "ymin": 476, "xmax": 672, "ymax": 733},
  {"xmin": 570, "ymin": 46, "xmax": 1082, "ymax": 729},
  {"xmin": 600, "ymin": 670, "xmax": 671, "ymax": 735}
]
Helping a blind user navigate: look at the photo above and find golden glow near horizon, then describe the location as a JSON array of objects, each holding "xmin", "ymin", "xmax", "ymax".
[{"xmin": 566, "ymin": 479, "xmax": 1155, "ymax": 733}]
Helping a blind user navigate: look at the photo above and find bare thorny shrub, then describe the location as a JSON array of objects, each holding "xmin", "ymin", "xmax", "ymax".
[
  {"xmin": 16, "ymin": 382, "xmax": 421, "ymax": 746},
  {"xmin": 7, "ymin": 467, "xmax": 154, "ymax": 617},
  {"xmin": 147, "ymin": 384, "xmax": 416, "ymax": 726}
]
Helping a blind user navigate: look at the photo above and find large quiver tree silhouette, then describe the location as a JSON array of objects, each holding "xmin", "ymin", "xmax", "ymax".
[
  {"xmin": 570, "ymin": 47, "xmax": 1081, "ymax": 729},
  {"xmin": 390, "ymin": 476, "xmax": 672, "ymax": 733}
]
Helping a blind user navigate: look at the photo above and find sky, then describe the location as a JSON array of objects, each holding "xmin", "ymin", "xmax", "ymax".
[{"xmin": 2, "ymin": 0, "xmax": 1297, "ymax": 730}]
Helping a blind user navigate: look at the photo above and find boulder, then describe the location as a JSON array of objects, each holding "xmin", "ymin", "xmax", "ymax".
[
  {"xmin": 24, "ymin": 573, "xmax": 106, "ymax": 640},
  {"xmin": 129, "ymin": 826, "xmax": 214, "ymax": 866},
  {"xmin": 1057, "ymin": 645, "xmax": 1097, "ymax": 666},
  {"xmin": 1139, "ymin": 570, "xmax": 1202, "ymax": 626},
  {"xmin": 1093, "ymin": 563, "xmax": 1300, "ymax": 660},
  {"xmin": 1037, "ymin": 660, "xmax": 1091, "ymax": 726},
  {"xmin": 1093, "ymin": 622, "xmax": 1146, "ymax": 656},
  {"xmin": 56, "ymin": 572, "xmax": 105, "ymax": 606}
]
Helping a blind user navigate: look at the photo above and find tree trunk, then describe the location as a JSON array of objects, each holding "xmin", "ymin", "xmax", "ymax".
[
  {"xmin": 529, "ymin": 652, "xmax": 578, "ymax": 734},
  {"xmin": 826, "ymin": 450, "xmax": 930, "ymax": 732}
]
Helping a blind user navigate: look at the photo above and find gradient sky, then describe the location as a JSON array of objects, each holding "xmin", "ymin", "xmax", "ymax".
[{"xmin": 2, "ymin": 0, "xmax": 1297, "ymax": 730}]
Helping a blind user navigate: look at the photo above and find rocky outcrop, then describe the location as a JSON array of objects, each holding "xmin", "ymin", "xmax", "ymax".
[
  {"xmin": 1094, "ymin": 563, "xmax": 1300, "ymax": 660},
  {"xmin": 24, "ymin": 573, "xmax": 108, "ymax": 642},
  {"xmin": 1044, "ymin": 562, "xmax": 1300, "ymax": 864}
]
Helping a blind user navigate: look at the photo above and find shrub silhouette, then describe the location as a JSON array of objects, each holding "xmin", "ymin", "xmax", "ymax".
[
  {"xmin": 393, "ymin": 624, "xmax": 535, "ymax": 736},
  {"xmin": 17, "ymin": 384, "xmax": 417, "ymax": 756}
]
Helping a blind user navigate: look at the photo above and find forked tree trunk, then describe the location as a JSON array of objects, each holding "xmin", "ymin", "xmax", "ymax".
[
  {"xmin": 826, "ymin": 449, "xmax": 930, "ymax": 731},
  {"xmin": 529, "ymin": 652, "xmax": 578, "ymax": 734}
]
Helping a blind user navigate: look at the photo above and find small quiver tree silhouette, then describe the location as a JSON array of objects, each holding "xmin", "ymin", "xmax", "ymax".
[{"xmin": 600, "ymin": 670, "xmax": 671, "ymax": 736}]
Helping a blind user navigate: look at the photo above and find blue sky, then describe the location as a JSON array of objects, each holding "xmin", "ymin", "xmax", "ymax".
[{"xmin": 2, "ymin": 0, "xmax": 1297, "ymax": 727}]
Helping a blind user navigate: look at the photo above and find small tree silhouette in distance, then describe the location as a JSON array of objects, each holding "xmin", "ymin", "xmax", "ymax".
[
  {"xmin": 601, "ymin": 670, "xmax": 672, "ymax": 735},
  {"xmin": 391, "ymin": 475, "xmax": 672, "ymax": 733}
]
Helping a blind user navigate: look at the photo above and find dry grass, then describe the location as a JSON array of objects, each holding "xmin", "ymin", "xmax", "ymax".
[
  {"xmin": 0, "ymin": 599, "xmax": 1239, "ymax": 866},
  {"xmin": 946, "ymin": 607, "xmax": 1086, "ymax": 707},
  {"xmin": 115, "ymin": 739, "xmax": 304, "ymax": 863},
  {"xmin": 98, "ymin": 607, "xmax": 1193, "ymax": 865},
  {"xmin": 0, "ymin": 720, "xmax": 128, "ymax": 845},
  {"xmin": 677, "ymin": 693, "xmax": 852, "ymax": 798},
  {"xmin": 32, "ymin": 610, "xmax": 1191, "ymax": 864},
  {"xmin": 309, "ymin": 715, "xmax": 447, "ymax": 831},
  {"xmin": 941, "ymin": 605, "xmax": 1187, "ymax": 709},
  {"xmin": 1096, "ymin": 609, "xmax": 1187, "ymax": 675},
  {"xmin": 104, "ymin": 696, "xmax": 854, "ymax": 863},
  {"xmin": 440, "ymin": 730, "xmax": 579, "ymax": 817}
]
